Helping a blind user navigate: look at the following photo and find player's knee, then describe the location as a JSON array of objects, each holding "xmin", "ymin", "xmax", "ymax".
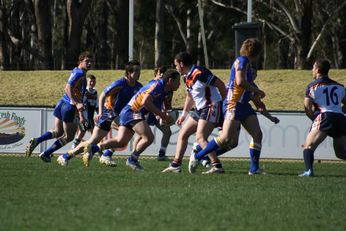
[
  {"xmin": 229, "ymin": 141, "xmax": 238, "ymax": 149},
  {"xmin": 335, "ymin": 149, "xmax": 346, "ymax": 160},
  {"xmin": 252, "ymin": 130, "xmax": 263, "ymax": 142},
  {"xmin": 51, "ymin": 130, "xmax": 62, "ymax": 138}
]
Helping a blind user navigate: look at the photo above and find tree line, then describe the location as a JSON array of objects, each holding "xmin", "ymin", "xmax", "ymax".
[{"xmin": 1, "ymin": 0, "xmax": 346, "ymax": 70}]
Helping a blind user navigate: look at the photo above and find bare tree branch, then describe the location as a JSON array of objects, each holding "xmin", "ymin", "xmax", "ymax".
[
  {"xmin": 307, "ymin": 1, "xmax": 346, "ymax": 59},
  {"xmin": 165, "ymin": 4, "xmax": 188, "ymax": 48}
]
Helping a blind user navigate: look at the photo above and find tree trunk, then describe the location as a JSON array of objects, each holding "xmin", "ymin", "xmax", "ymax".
[
  {"xmin": 33, "ymin": 0, "xmax": 53, "ymax": 69},
  {"xmin": 293, "ymin": 0, "xmax": 312, "ymax": 69},
  {"xmin": 66, "ymin": 0, "xmax": 92, "ymax": 69},
  {"xmin": 114, "ymin": 0, "xmax": 128, "ymax": 68},
  {"xmin": 0, "ymin": 1, "xmax": 9, "ymax": 70},
  {"xmin": 155, "ymin": 0, "xmax": 165, "ymax": 66}
]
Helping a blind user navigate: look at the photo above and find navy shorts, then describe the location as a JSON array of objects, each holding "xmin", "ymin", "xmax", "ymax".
[
  {"xmin": 311, "ymin": 112, "xmax": 346, "ymax": 138},
  {"xmin": 53, "ymin": 99, "xmax": 77, "ymax": 123},
  {"xmin": 191, "ymin": 102, "xmax": 223, "ymax": 126}
]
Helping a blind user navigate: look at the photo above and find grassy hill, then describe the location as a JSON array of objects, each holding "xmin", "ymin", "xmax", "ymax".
[{"xmin": 1, "ymin": 69, "xmax": 345, "ymax": 110}]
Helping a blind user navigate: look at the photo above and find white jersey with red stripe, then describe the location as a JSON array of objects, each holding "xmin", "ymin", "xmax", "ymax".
[
  {"xmin": 184, "ymin": 65, "xmax": 222, "ymax": 110},
  {"xmin": 305, "ymin": 76, "xmax": 345, "ymax": 114}
]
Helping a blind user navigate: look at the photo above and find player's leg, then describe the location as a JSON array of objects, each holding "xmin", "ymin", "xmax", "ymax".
[
  {"xmin": 99, "ymin": 117, "xmax": 121, "ymax": 165},
  {"xmin": 125, "ymin": 120, "xmax": 154, "ymax": 171},
  {"xmin": 83, "ymin": 125, "xmax": 134, "ymax": 167},
  {"xmin": 242, "ymin": 114, "xmax": 264, "ymax": 175},
  {"xmin": 190, "ymin": 119, "xmax": 224, "ymax": 173},
  {"xmin": 162, "ymin": 117, "xmax": 197, "ymax": 173},
  {"xmin": 333, "ymin": 136, "xmax": 346, "ymax": 160},
  {"xmin": 25, "ymin": 105, "xmax": 64, "ymax": 157},
  {"xmin": 156, "ymin": 124, "xmax": 172, "ymax": 160},
  {"xmin": 193, "ymin": 116, "xmax": 240, "ymax": 162},
  {"xmin": 72, "ymin": 129, "xmax": 85, "ymax": 149},
  {"xmin": 58, "ymin": 125, "xmax": 109, "ymax": 166},
  {"xmin": 299, "ymin": 129, "xmax": 327, "ymax": 176}
]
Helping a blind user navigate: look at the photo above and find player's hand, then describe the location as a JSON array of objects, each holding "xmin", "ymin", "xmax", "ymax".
[
  {"xmin": 76, "ymin": 102, "xmax": 85, "ymax": 112},
  {"xmin": 271, "ymin": 117, "xmax": 280, "ymax": 124},
  {"xmin": 95, "ymin": 114, "xmax": 102, "ymax": 122},
  {"xmin": 176, "ymin": 115, "xmax": 186, "ymax": 125},
  {"xmin": 255, "ymin": 89, "xmax": 266, "ymax": 99}
]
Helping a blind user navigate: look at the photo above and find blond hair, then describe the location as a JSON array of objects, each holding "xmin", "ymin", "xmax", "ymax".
[{"xmin": 239, "ymin": 38, "xmax": 262, "ymax": 57}]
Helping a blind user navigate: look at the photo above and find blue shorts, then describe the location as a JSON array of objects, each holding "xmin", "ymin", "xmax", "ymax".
[
  {"xmin": 53, "ymin": 99, "xmax": 77, "ymax": 123},
  {"xmin": 96, "ymin": 109, "xmax": 117, "ymax": 131},
  {"xmin": 224, "ymin": 102, "xmax": 256, "ymax": 122},
  {"xmin": 119, "ymin": 105, "xmax": 144, "ymax": 130}
]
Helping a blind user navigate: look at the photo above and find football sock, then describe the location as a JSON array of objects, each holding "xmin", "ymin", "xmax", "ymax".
[
  {"xmin": 91, "ymin": 144, "xmax": 101, "ymax": 154},
  {"xmin": 36, "ymin": 131, "xmax": 53, "ymax": 143},
  {"xmin": 102, "ymin": 149, "xmax": 113, "ymax": 157},
  {"xmin": 62, "ymin": 153, "xmax": 71, "ymax": 160},
  {"xmin": 43, "ymin": 138, "xmax": 66, "ymax": 156},
  {"xmin": 212, "ymin": 160, "xmax": 223, "ymax": 169},
  {"xmin": 158, "ymin": 147, "xmax": 166, "ymax": 157},
  {"xmin": 249, "ymin": 142, "xmax": 262, "ymax": 172},
  {"xmin": 303, "ymin": 148, "xmax": 314, "ymax": 171},
  {"xmin": 195, "ymin": 139, "xmax": 220, "ymax": 160},
  {"xmin": 171, "ymin": 159, "xmax": 181, "ymax": 167},
  {"xmin": 130, "ymin": 151, "xmax": 140, "ymax": 161},
  {"xmin": 215, "ymin": 148, "xmax": 229, "ymax": 156}
]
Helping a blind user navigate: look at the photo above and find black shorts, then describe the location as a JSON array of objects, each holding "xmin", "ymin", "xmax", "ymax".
[{"xmin": 311, "ymin": 112, "xmax": 346, "ymax": 138}]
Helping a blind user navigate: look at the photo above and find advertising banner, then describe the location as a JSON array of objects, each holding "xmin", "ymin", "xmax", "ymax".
[{"xmin": 0, "ymin": 107, "xmax": 337, "ymax": 160}]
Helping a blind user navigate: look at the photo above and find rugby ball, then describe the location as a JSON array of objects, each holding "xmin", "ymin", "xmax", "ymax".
[{"xmin": 160, "ymin": 110, "xmax": 179, "ymax": 126}]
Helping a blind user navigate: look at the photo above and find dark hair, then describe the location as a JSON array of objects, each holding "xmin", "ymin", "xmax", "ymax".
[
  {"xmin": 154, "ymin": 66, "xmax": 167, "ymax": 77},
  {"xmin": 174, "ymin": 52, "xmax": 193, "ymax": 66},
  {"xmin": 161, "ymin": 69, "xmax": 180, "ymax": 82},
  {"xmin": 314, "ymin": 59, "xmax": 330, "ymax": 75},
  {"xmin": 78, "ymin": 51, "xmax": 91, "ymax": 64},
  {"xmin": 240, "ymin": 38, "xmax": 262, "ymax": 57},
  {"xmin": 125, "ymin": 60, "xmax": 141, "ymax": 74},
  {"xmin": 87, "ymin": 74, "xmax": 96, "ymax": 80}
]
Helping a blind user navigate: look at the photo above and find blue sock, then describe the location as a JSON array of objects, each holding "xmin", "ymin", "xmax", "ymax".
[
  {"xmin": 36, "ymin": 131, "xmax": 53, "ymax": 143},
  {"xmin": 303, "ymin": 148, "xmax": 314, "ymax": 171},
  {"xmin": 195, "ymin": 139, "xmax": 220, "ymax": 160},
  {"xmin": 62, "ymin": 153, "xmax": 71, "ymax": 160},
  {"xmin": 44, "ymin": 139, "xmax": 64, "ymax": 156},
  {"xmin": 215, "ymin": 148, "xmax": 228, "ymax": 156},
  {"xmin": 91, "ymin": 144, "xmax": 100, "ymax": 154},
  {"xmin": 102, "ymin": 149, "xmax": 113, "ymax": 157},
  {"xmin": 130, "ymin": 151, "xmax": 140, "ymax": 161},
  {"xmin": 250, "ymin": 148, "xmax": 261, "ymax": 172}
]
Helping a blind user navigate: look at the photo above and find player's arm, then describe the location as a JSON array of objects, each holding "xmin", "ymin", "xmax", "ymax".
[
  {"xmin": 163, "ymin": 94, "xmax": 173, "ymax": 111},
  {"xmin": 176, "ymin": 92, "xmax": 194, "ymax": 125},
  {"xmin": 65, "ymin": 83, "xmax": 85, "ymax": 122},
  {"xmin": 235, "ymin": 70, "xmax": 265, "ymax": 98},
  {"xmin": 251, "ymin": 95, "xmax": 279, "ymax": 124},
  {"xmin": 214, "ymin": 78, "xmax": 227, "ymax": 100},
  {"xmin": 342, "ymin": 88, "xmax": 346, "ymax": 114},
  {"xmin": 304, "ymin": 97, "xmax": 315, "ymax": 121},
  {"xmin": 142, "ymin": 94, "xmax": 169, "ymax": 121},
  {"xmin": 96, "ymin": 91, "xmax": 106, "ymax": 121}
]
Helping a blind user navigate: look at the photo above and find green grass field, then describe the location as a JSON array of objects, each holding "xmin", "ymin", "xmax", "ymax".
[
  {"xmin": 1, "ymin": 155, "xmax": 346, "ymax": 231},
  {"xmin": 1, "ymin": 69, "xmax": 346, "ymax": 110}
]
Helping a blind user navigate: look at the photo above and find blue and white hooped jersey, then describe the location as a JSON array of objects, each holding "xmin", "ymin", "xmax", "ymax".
[
  {"xmin": 103, "ymin": 77, "xmax": 142, "ymax": 115},
  {"xmin": 184, "ymin": 65, "xmax": 222, "ymax": 110},
  {"xmin": 305, "ymin": 76, "xmax": 345, "ymax": 114},
  {"xmin": 128, "ymin": 79, "xmax": 166, "ymax": 115},
  {"xmin": 62, "ymin": 67, "xmax": 87, "ymax": 105},
  {"xmin": 225, "ymin": 56, "xmax": 253, "ymax": 109}
]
